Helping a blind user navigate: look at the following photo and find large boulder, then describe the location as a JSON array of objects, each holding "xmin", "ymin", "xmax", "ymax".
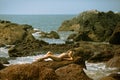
[
  {"xmin": 0, "ymin": 20, "xmax": 49, "ymax": 57},
  {"xmin": 0, "ymin": 21, "xmax": 34, "ymax": 45},
  {"xmin": 8, "ymin": 40, "xmax": 48, "ymax": 57},
  {"xmin": 67, "ymin": 31, "xmax": 93, "ymax": 41},
  {"xmin": 34, "ymin": 56, "xmax": 86, "ymax": 69},
  {"xmin": 100, "ymin": 73, "xmax": 120, "ymax": 80},
  {"xmin": 0, "ymin": 57, "xmax": 91, "ymax": 80},
  {"xmin": 0, "ymin": 63, "xmax": 58, "ymax": 80},
  {"xmin": 106, "ymin": 57, "xmax": 120, "ymax": 68},
  {"xmin": 88, "ymin": 49, "xmax": 114, "ymax": 63},
  {"xmin": 55, "ymin": 64, "xmax": 92, "ymax": 80},
  {"xmin": 58, "ymin": 10, "xmax": 120, "ymax": 42},
  {"xmin": 106, "ymin": 49, "xmax": 120, "ymax": 68}
]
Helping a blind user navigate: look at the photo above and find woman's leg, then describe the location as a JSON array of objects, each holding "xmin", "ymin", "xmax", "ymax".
[
  {"xmin": 48, "ymin": 55, "xmax": 62, "ymax": 61},
  {"xmin": 37, "ymin": 51, "xmax": 62, "ymax": 61}
]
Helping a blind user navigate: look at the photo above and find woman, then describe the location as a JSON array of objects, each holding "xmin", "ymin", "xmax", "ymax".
[{"xmin": 37, "ymin": 49, "xmax": 75, "ymax": 62}]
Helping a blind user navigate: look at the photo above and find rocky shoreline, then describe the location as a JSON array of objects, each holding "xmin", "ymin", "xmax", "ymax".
[{"xmin": 0, "ymin": 10, "xmax": 120, "ymax": 80}]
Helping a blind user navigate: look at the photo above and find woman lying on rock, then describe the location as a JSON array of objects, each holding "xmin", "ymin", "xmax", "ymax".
[{"xmin": 37, "ymin": 48, "xmax": 82, "ymax": 62}]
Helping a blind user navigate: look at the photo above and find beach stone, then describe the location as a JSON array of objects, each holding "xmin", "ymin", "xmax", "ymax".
[
  {"xmin": 55, "ymin": 64, "xmax": 92, "ymax": 80},
  {"xmin": 0, "ymin": 63, "xmax": 58, "ymax": 80}
]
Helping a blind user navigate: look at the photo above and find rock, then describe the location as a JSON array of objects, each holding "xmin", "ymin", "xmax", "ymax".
[
  {"xmin": 58, "ymin": 10, "xmax": 120, "ymax": 42},
  {"xmin": 33, "ymin": 56, "xmax": 86, "ymax": 69},
  {"xmin": 100, "ymin": 73, "xmax": 120, "ymax": 80},
  {"xmin": 106, "ymin": 57, "xmax": 120, "ymax": 68},
  {"xmin": 109, "ymin": 22, "xmax": 120, "ymax": 44},
  {"xmin": 67, "ymin": 31, "xmax": 92, "ymax": 42},
  {"xmin": 40, "ymin": 31, "xmax": 60, "ymax": 39},
  {"xmin": 106, "ymin": 48, "xmax": 120, "ymax": 68},
  {"xmin": 0, "ymin": 62, "xmax": 5, "ymax": 70},
  {"xmin": 0, "ymin": 20, "xmax": 49, "ymax": 57},
  {"xmin": 8, "ymin": 40, "xmax": 48, "ymax": 57},
  {"xmin": 55, "ymin": 64, "xmax": 92, "ymax": 80},
  {"xmin": 0, "ymin": 63, "xmax": 58, "ymax": 80},
  {"xmin": 0, "ymin": 23, "xmax": 25, "ymax": 45},
  {"xmin": 0, "ymin": 57, "xmax": 89, "ymax": 80},
  {"xmin": 0, "ymin": 21, "xmax": 35, "ymax": 46},
  {"xmin": 88, "ymin": 49, "xmax": 114, "ymax": 63},
  {"xmin": 0, "ymin": 57, "xmax": 9, "ymax": 64},
  {"xmin": 100, "ymin": 77, "xmax": 116, "ymax": 80}
]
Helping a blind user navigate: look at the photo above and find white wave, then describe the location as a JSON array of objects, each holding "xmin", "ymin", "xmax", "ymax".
[
  {"xmin": 84, "ymin": 61, "xmax": 118, "ymax": 80},
  {"xmin": 0, "ymin": 47, "xmax": 9, "ymax": 57}
]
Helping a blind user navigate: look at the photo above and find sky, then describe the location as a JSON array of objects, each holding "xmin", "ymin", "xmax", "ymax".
[{"xmin": 0, "ymin": 0, "xmax": 120, "ymax": 14}]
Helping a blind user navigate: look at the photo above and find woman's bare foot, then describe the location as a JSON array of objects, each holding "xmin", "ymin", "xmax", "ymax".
[{"xmin": 44, "ymin": 51, "xmax": 53, "ymax": 57}]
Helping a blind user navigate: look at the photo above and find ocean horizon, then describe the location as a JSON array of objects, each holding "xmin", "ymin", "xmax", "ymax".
[{"xmin": 0, "ymin": 14, "xmax": 76, "ymax": 32}]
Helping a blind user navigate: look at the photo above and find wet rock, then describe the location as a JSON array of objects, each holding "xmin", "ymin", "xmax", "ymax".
[
  {"xmin": 106, "ymin": 57, "xmax": 120, "ymax": 68},
  {"xmin": 0, "ymin": 57, "xmax": 89, "ymax": 80},
  {"xmin": 67, "ymin": 31, "xmax": 93, "ymax": 42},
  {"xmin": 0, "ymin": 63, "xmax": 58, "ymax": 80},
  {"xmin": 8, "ymin": 40, "xmax": 48, "ymax": 57},
  {"xmin": 109, "ymin": 22, "xmax": 120, "ymax": 44},
  {"xmin": 100, "ymin": 73, "xmax": 120, "ymax": 80},
  {"xmin": 0, "ymin": 57, "xmax": 9, "ymax": 64},
  {"xmin": 39, "ymin": 44, "xmax": 75, "ymax": 54},
  {"xmin": 55, "ymin": 64, "xmax": 92, "ymax": 80},
  {"xmin": 0, "ymin": 62, "xmax": 5, "ymax": 70},
  {"xmin": 100, "ymin": 77, "xmax": 116, "ymax": 80},
  {"xmin": 40, "ymin": 31, "xmax": 60, "ymax": 39},
  {"xmin": 34, "ymin": 56, "xmax": 86, "ymax": 69},
  {"xmin": 106, "ymin": 48, "xmax": 120, "ymax": 68},
  {"xmin": 88, "ymin": 50, "xmax": 114, "ymax": 63}
]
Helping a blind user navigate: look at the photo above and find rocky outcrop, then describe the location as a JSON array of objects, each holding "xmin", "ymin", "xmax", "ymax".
[
  {"xmin": 8, "ymin": 40, "xmax": 48, "ymax": 57},
  {"xmin": 0, "ymin": 57, "xmax": 92, "ymax": 80},
  {"xmin": 67, "ymin": 31, "xmax": 93, "ymax": 41},
  {"xmin": 106, "ymin": 57, "xmax": 120, "ymax": 68},
  {"xmin": 109, "ymin": 22, "xmax": 120, "ymax": 44},
  {"xmin": 0, "ymin": 64, "xmax": 59, "ymax": 80},
  {"xmin": 0, "ymin": 21, "xmax": 34, "ymax": 45},
  {"xmin": 100, "ymin": 73, "xmax": 120, "ymax": 80},
  {"xmin": 0, "ymin": 63, "xmax": 5, "ymax": 70},
  {"xmin": 88, "ymin": 49, "xmax": 114, "ymax": 63},
  {"xmin": 58, "ymin": 10, "xmax": 120, "ymax": 42},
  {"xmin": 55, "ymin": 64, "xmax": 92, "ymax": 80},
  {"xmin": 40, "ymin": 31, "xmax": 60, "ymax": 39},
  {"xmin": 0, "ymin": 20, "xmax": 49, "ymax": 57},
  {"xmin": 0, "ymin": 57, "xmax": 9, "ymax": 64},
  {"xmin": 106, "ymin": 48, "xmax": 120, "ymax": 68}
]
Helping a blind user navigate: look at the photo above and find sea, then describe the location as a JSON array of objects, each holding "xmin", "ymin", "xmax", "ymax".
[{"xmin": 0, "ymin": 15, "xmax": 118, "ymax": 80}]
